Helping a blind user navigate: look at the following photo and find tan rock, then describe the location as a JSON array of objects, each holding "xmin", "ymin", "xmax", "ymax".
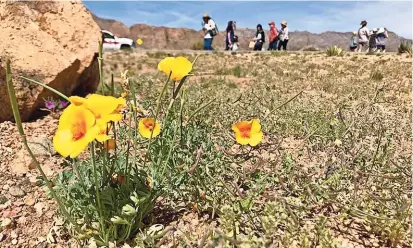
[{"xmin": 0, "ymin": 1, "xmax": 100, "ymax": 122}]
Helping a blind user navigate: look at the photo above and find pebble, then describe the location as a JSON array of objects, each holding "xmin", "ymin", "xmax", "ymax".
[
  {"xmin": 1, "ymin": 218, "xmax": 12, "ymax": 228},
  {"xmin": 2, "ymin": 185, "xmax": 9, "ymax": 191},
  {"xmin": 9, "ymin": 186, "xmax": 25, "ymax": 197},
  {"xmin": 10, "ymin": 230, "xmax": 18, "ymax": 239},
  {"xmin": 34, "ymin": 202, "xmax": 44, "ymax": 216},
  {"xmin": 0, "ymin": 200, "xmax": 11, "ymax": 210},
  {"xmin": 11, "ymin": 239, "xmax": 17, "ymax": 245},
  {"xmin": 25, "ymin": 195, "xmax": 36, "ymax": 206},
  {"xmin": 0, "ymin": 233, "xmax": 5, "ymax": 242},
  {"xmin": 13, "ymin": 201, "xmax": 24, "ymax": 207}
]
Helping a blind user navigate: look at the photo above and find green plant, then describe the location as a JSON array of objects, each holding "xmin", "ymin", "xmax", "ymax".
[
  {"xmin": 192, "ymin": 40, "xmax": 204, "ymax": 50},
  {"xmin": 398, "ymin": 40, "xmax": 412, "ymax": 55},
  {"xmin": 232, "ymin": 65, "xmax": 242, "ymax": 77},
  {"xmin": 326, "ymin": 45, "xmax": 344, "ymax": 56},
  {"xmin": 370, "ymin": 70, "xmax": 384, "ymax": 81}
]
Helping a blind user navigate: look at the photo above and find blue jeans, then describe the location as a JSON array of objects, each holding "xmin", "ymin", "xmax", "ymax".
[
  {"xmin": 204, "ymin": 38, "xmax": 213, "ymax": 50},
  {"xmin": 268, "ymin": 40, "xmax": 278, "ymax": 50}
]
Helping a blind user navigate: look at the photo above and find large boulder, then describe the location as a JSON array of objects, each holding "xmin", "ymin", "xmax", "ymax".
[{"xmin": 0, "ymin": 1, "xmax": 101, "ymax": 122}]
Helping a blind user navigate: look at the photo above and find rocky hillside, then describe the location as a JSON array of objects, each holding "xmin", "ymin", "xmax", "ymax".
[{"xmin": 92, "ymin": 14, "xmax": 409, "ymax": 52}]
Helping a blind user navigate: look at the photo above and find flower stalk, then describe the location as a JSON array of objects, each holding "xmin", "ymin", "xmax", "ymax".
[{"xmin": 5, "ymin": 59, "xmax": 80, "ymax": 232}]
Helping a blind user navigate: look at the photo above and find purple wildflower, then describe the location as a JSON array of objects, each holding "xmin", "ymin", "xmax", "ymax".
[
  {"xmin": 336, "ymin": 112, "xmax": 345, "ymax": 120},
  {"xmin": 45, "ymin": 100, "xmax": 57, "ymax": 110},
  {"xmin": 58, "ymin": 100, "xmax": 69, "ymax": 109}
]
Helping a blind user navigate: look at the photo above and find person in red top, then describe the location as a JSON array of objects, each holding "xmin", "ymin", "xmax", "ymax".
[{"xmin": 268, "ymin": 21, "xmax": 278, "ymax": 50}]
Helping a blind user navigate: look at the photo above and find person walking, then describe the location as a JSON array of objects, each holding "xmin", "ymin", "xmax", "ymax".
[
  {"xmin": 225, "ymin": 21, "xmax": 235, "ymax": 51},
  {"xmin": 251, "ymin": 24, "xmax": 265, "ymax": 51},
  {"xmin": 202, "ymin": 13, "xmax": 217, "ymax": 50},
  {"xmin": 268, "ymin": 21, "xmax": 278, "ymax": 50},
  {"xmin": 368, "ymin": 28, "xmax": 378, "ymax": 52},
  {"xmin": 357, "ymin": 20, "xmax": 369, "ymax": 52},
  {"xmin": 278, "ymin": 20, "xmax": 289, "ymax": 50},
  {"xmin": 375, "ymin": 27, "xmax": 388, "ymax": 52},
  {"xmin": 349, "ymin": 31, "xmax": 358, "ymax": 52}
]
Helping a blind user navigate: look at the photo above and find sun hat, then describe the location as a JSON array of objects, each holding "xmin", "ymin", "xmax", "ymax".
[
  {"xmin": 203, "ymin": 13, "xmax": 209, "ymax": 18},
  {"xmin": 281, "ymin": 20, "xmax": 287, "ymax": 26},
  {"xmin": 377, "ymin": 27, "xmax": 385, "ymax": 34},
  {"xmin": 372, "ymin": 28, "xmax": 378, "ymax": 32},
  {"xmin": 268, "ymin": 21, "xmax": 275, "ymax": 25},
  {"xmin": 353, "ymin": 31, "xmax": 357, "ymax": 35},
  {"xmin": 360, "ymin": 20, "xmax": 367, "ymax": 25}
]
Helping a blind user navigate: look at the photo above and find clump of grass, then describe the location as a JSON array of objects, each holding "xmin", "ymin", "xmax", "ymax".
[
  {"xmin": 302, "ymin": 46, "xmax": 319, "ymax": 52},
  {"xmin": 326, "ymin": 45, "xmax": 344, "ymax": 56},
  {"xmin": 147, "ymin": 51, "xmax": 167, "ymax": 59},
  {"xmin": 398, "ymin": 41, "xmax": 412, "ymax": 55},
  {"xmin": 192, "ymin": 41, "xmax": 204, "ymax": 50},
  {"xmin": 370, "ymin": 70, "xmax": 384, "ymax": 81},
  {"xmin": 232, "ymin": 65, "xmax": 242, "ymax": 77}
]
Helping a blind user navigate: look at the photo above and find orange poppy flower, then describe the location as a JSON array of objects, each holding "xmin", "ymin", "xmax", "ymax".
[{"xmin": 232, "ymin": 119, "xmax": 263, "ymax": 146}]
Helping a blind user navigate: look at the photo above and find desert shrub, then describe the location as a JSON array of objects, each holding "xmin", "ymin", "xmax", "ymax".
[
  {"xmin": 192, "ymin": 41, "xmax": 204, "ymax": 50},
  {"xmin": 232, "ymin": 65, "xmax": 242, "ymax": 77},
  {"xmin": 326, "ymin": 45, "xmax": 344, "ymax": 56},
  {"xmin": 371, "ymin": 71, "xmax": 384, "ymax": 81},
  {"xmin": 302, "ymin": 46, "xmax": 319, "ymax": 52},
  {"xmin": 147, "ymin": 51, "xmax": 167, "ymax": 59},
  {"xmin": 398, "ymin": 41, "xmax": 412, "ymax": 55}
]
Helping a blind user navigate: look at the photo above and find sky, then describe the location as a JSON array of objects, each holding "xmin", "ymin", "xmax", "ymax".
[{"xmin": 84, "ymin": 1, "xmax": 413, "ymax": 38}]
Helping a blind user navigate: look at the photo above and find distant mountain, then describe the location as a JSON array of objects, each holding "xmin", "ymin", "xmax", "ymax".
[{"xmin": 92, "ymin": 13, "xmax": 410, "ymax": 52}]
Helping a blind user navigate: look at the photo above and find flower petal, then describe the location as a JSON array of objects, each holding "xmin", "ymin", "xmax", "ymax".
[
  {"xmin": 249, "ymin": 131, "xmax": 263, "ymax": 147},
  {"xmin": 53, "ymin": 130, "xmax": 75, "ymax": 158},
  {"xmin": 251, "ymin": 119, "xmax": 262, "ymax": 133},
  {"xmin": 235, "ymin": 132, "xmax": 250, "ymax": 145}
]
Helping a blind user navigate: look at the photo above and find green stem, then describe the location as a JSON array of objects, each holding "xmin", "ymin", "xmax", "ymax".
[
  {"xmin": 90, "ymin": 143, "xmax": 106, "ymax": 238},
  {"xmin": 98, "ymin": 40, "xmax": 104, "ymax": 95},
  {"xmin": 19, "ymin": 76, "xmax": 70, "ymax": 101},
  {"xmin": 187, "ymin": 98, "xmax": 215, "ymax": 123},
  {"xmin": 6, "ymin": 59, "xmax": 80, "ymax": 232},
  {"xmin": 144, "ymin": 73, "xmax": 171, "ymax": 167}
]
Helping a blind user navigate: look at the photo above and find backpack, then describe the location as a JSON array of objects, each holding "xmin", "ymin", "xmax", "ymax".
[{"xmin": 210, "ymin": 19, "xmax": 219, "ymax": 37}]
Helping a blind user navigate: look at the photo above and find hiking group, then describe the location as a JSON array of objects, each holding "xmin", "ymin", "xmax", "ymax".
[
  {"xmin": 203, "ymin": 14, "xmax": 389, "ymax": 53},
  {"xmin": 350, "ymin": 20, "xmax": 389, "ymax": 53},
  {"xmin": 202, "ymin": 13, "xmax": 289, "ymax": 52}
]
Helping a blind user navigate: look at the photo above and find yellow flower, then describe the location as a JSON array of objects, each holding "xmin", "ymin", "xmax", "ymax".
[
  {"xmin": 96, "ymin": 119, "xmax": 112, "ymax": 142},
  {"xmin": 53, "ymin": 105, "xmax": 100, "ymax": 158},
  {"xmin": 232, "ymin": 119, "xmax": 263, "ymax": 146},
  {"xmin": 136, "ymin": 38, "xmax": 143, "ymax": 45},
  {"xmin": 138, "ymin": 118, "xmax": 161, "ymax": 139},
  {"xmin": 69, "ymin": 94, "xmax": 126, "ymax": 123},
  {"xmin": 121, "ymin": 92, "xmax": 128, "ymax": 98},
  {"xmin": 158, "ymin": 56, "xmax": 192, "ymax": 81}
]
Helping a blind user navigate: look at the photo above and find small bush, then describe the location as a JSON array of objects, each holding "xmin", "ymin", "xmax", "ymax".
[
  {"xmin": 326, "ymin": 45, "xmax": 344, "ymax": 56},
  {"xmin": 192, "ymin": 41, "xmax": 204, "ymax": 50},
  {"xmin": 370, "ymin": 71, "xmax": 384, "ymax": 81},
  {"xmin": 398, "ymin": 41, "xmax": 412, "ymax": 55},
  {"xmin": 232, "ymin": 65, "xmax": 242, "ymax": 77},
  {"xmin": 302, "ymin": 46, "xmax": 319, "ymax": 52}
]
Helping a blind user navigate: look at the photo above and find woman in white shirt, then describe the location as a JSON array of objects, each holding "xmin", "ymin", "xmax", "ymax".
[
  {"xmin": 278, "ymin": 20, "xmax": 289, "ymax": 50},
  {"xmin": 202, "ymin": 13, "xmax": 216, "ymax": 50}
]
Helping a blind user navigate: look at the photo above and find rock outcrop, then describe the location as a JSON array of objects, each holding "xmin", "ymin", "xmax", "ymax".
[{"xmin": 0, "ymin": 1, "xmax": 101, "ymax": 122}]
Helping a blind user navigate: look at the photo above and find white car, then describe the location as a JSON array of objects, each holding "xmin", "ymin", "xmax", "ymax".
[{"xmin": 101, "ymin": 30, "xmax": 134, "ymax": 50}]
